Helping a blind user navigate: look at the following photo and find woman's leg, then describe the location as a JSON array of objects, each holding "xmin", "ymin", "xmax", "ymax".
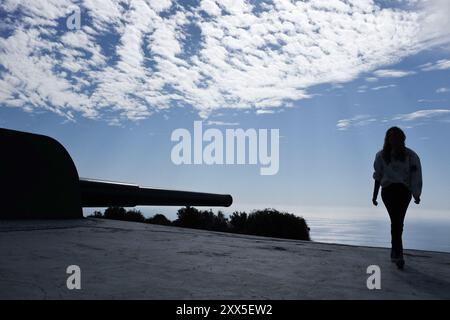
[
  {"xmin": 381, "ymin": 184, "xmax": 412, "ymax": 259},
  {"xmin": 394, "ymin": 186, "xmax": 411, "ymax": 258}
]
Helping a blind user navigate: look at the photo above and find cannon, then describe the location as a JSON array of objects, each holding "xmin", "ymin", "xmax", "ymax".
[{"xmin": 0, "ymin": 128, "xmax": 232, "ymax": 219}]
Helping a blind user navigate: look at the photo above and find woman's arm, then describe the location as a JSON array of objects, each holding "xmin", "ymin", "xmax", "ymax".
[
  {"xmin": 372, "ymin": 180, "xmax": 380, "ymax": 206},
  {"xmin": 410, "ymin": 151, "xmax": 422, "ymax": 204},
  {"xmin": 372, "ymin": 152, "xmax": 383, "ymax": 206}
]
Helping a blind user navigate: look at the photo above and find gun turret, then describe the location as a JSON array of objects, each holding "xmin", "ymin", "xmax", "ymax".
[{"xmin": 0, "ymin": 128, "xmax": 232, "ymax": 219}]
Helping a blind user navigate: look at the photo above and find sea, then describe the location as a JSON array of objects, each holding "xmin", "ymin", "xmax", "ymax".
[
  {"xmin": 297, "ymin": 205, "xmax": 450, "ymax": 253},
  {"xmin": 86, "ymin": 204, "xmax": 450, "ymax": 253},
  {"xmin": 306, "ymin": 216, "xmax": 450, "ymax": 253}
]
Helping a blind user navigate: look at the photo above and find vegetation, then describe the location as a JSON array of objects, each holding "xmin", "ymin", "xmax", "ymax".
[
  {"xmin": 146, "ymin": 213, "xmax": 172, "ymax": 226},
  {"xmin": 88, "ymin": 206, "xmax": 310, "ymax": 241},
  {"xmin": 230, "ymin": 208, "xmax": 310, "ymax": 241},
  {"xmin": 101, "ymin": 206, "xmax": 146, "ymax": 222}
]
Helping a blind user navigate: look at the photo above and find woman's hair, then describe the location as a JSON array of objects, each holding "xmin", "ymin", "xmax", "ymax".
[{"xmin": 382, "ymin": 126, "xmax": 406, "ymax": 164}]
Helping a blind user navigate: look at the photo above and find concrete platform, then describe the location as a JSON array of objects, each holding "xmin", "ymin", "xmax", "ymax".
[{"xmin": 0, "ymin": 218, "xmax": 449, "ymax": 299}]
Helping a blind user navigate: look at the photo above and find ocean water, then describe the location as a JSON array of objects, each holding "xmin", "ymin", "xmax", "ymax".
[
  {"xmin": 306, "ymin": 216, "xmax": 450, "ymax": 253},
  {"xmin": 86, "ymin": 205, "xmax": 450, "ymax": 253}
]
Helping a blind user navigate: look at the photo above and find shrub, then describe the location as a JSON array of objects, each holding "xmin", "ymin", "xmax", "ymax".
[
  {"xmin": 245, "ymin": 208, "xmax": 310, "ymax": 241},
  {"xmin": 91, "ymin": 206, "xmax": 310, "ymax": 242},
  {"xmin": 103, "ymin": 207, "xmax": 145, "ymax": 222},
  {"xmin": 146, "ymin": 213, "xmax": 172, "ymax": 226},
  {"xmin": 229, "ymin": 211, "xmax": 248, "ymax": 233}
]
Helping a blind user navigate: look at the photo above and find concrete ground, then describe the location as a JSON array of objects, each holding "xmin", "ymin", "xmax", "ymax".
[{"xmin": 0, "ymin": 218, "xmax": 449, "ymax": 299}]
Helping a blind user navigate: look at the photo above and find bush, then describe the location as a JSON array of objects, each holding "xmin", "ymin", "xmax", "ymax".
[
  {"xmin": 213, "ymin": 211, "xmax": 229, "ymax": 232},
  {"xmin": 146, "ymin": 214, "xmax": 172, "ymax": 226},
  {"xmin": 244, "ymin": 208, "xmax": 310, "ymax": 241},
  {"xmin": 125, "ymin": 209, "xmax": 146, "ymax": 223},
  {"xmin": 229, "ymin": 211, "xmax": 248, "ymax": 233},
  {"xmin": 104, "ymin": 206, "xmax": 127, "ymax": 220},
  {"xmin": 89, "ymin": 206, "xmax": 310, "ymax": 242},
  {"xmin": 173, "ymin": 207, "xmax": 230, "ymax": 232},
  {"xmin": 103, "ymin": 207, "xmax": 145, "ymax": 222}
]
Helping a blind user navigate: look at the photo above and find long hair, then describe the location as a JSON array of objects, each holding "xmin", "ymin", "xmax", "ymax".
[{"xmin": 382, "ymin": 127, "xmax": 406, "ymax": 164}]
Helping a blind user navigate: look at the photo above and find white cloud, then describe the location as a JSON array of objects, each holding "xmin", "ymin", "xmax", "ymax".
[
  {"xmin": 371, "ymin": 84, "xmax": 397, "ymax": 91},
  {"xmin": 365, "ymin": 77, "xmax": 378, "ymax": 82},
  {"xmin": 336, "ymin": 115, "xmax": 376, "ymax": 131},
  {"xmin": 436, "ymin": 87, "xmax": 450, "ymax": 93},
  {"xmin": 418, "ymin": 98, "xmax": 445, "ymax": 102},
  {"xmin": 420, "ymin": 59, "xmax": 450, "ymax": 71},
  {"xmin": 200, "ymin": 0, "xmax": 222, "ymax": 16},
  {"xmin": 373, "ymin": 69, "xmax": 416, "ymax": 78},
  {"xmin": 1, "ymin": 0, "xmax": 450, "ymax": 121},
  {"xmin": 357, "ymin": 85, "xmax": 368, "ymax": 93},
  {"xmin": 206, "ymin": 120, "xmax": 239, "ymax": 126},
  {"xmin": 256, "ymin": 109, "xmax": 275, "ymax": 115},
  {"xmin": 392, "ymin": 109, "xmax": 450, "ymax": 121},
  {"xmin": 415, "ymin": 0, "xmax": 450, "ymax": 48},
  {"xmin": 337, "ymin": 108, "xmax": 450, "ymax": 130}
]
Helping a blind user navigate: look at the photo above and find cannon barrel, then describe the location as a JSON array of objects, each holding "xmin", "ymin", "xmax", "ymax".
[
  {"xmin": 80, "ymin": 178, "xmax": 233, "ymax": 208},
  {"xmin": 1, "ymin": 127, "xmax": 233, "ymax": 219}
]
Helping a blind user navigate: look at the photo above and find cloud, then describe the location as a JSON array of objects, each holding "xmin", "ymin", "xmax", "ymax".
[
  {"xmin": 336, "ymin": 115, "xmax": 376, "ymax": 131},
  {"xmin": 415, "ymin": 0, "xmax": 450, "ymax": 48},
  {"xmin": 256, "ymin": 109, "xmax": 275, "ymax": 115},
  {"xmin": 357, "ymin": 84, "xmax": 397, "ymax": 93},
  {"xmin": 436, "ymin": 87, "xmax": 450, "ymax": 93},
  {"xmin": 373, "ymin": 69, "xmax": 416, "ymax": 78},
  {"xmin": 337, "ymin": 108, "xmax": 450, "ymax": 130},
  {"xmin": 420, "ymin": 59, "xmax": 450, "ymax": 71},
  {"xmin": 365, "ymin": 77, "xmax": 378, "ymax": 82},
  {"xmin": 392, "ymin": 109, "xmax": 450, "ymax": 121},
  {"xmin": 1, "ymin": 0, "xmax": 450, "ymax": 121},
  {"xmin": 357, "ymin": 85, "xmax": 368, "ymax": 93},
  {"xmin": 371, "ymin": 84, "xmax": 397, "ymax": 91},
  {"xmin": 418, "ymin": 98, "xmax": 445, "ymax": 103},
  {"xmin": 206, "ymin": 120, "xmax": 239, "ymax": 126}
]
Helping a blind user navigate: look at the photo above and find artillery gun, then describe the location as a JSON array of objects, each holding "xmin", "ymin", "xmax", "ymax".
[{"xmin": 0, "ymin": 128, "xmax": 232, "ymax": 219}]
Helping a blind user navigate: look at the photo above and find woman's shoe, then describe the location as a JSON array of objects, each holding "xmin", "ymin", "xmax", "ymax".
[
  {"xmin": 390, "ymin": 249, "xmax": 398, "ymax": 262},
  {"xmin": 396, "ymin": 258, "xmax": 405, "ymax": 270},
  {"xmin": 391, "ymin": 250, "xmax": 405, "ymax": 269}
]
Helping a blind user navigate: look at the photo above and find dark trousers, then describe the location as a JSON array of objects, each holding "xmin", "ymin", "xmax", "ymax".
[{"xmin": 381, "ymin": 183, "xmax": 412, "ymax": 257}]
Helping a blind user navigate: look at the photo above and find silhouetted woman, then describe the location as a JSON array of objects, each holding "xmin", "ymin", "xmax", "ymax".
[{"xmin": 372, "ymin": 127, "xmax": 422, "ymax": 269}]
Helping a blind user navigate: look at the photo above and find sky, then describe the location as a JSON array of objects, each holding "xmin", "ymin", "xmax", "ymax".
[{"xmin": 1, "ymin": 0, "xmax": 450, "ymax": 222}]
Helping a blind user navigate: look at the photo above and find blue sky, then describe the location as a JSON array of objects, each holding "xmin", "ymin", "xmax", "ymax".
[{"xmin": 1, "ymin": 0, "xmax": 450, "ymax": 221}]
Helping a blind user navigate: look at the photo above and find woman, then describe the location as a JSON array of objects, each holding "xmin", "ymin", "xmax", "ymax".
[{"xmin": 372, "ymin": 127, "xmax": 422, "ymax": 270}]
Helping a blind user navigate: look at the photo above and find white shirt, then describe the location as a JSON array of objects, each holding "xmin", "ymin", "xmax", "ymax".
[{"xmin": 373, "ymin": 147, "xmax": 423, "ymax": 198}]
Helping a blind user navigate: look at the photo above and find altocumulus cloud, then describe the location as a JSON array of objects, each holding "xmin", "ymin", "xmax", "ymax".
[{"xmin": 0, "ymin": 0, "xmax": 449, "ymax": 122}]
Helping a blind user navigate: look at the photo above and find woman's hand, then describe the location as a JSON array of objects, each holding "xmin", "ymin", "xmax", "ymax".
[{"xmin": 372, "ymin": 180, "xmax": 380, "ymax": 207}]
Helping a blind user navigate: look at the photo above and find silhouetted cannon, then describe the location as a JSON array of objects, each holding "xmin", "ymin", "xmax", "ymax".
[
  {"xmin": 80, "ymin": 178, "xmax": 232, "ymax": 208},
  {"xmin": 0, "ymin": 128, "xmax": 232, "ymax": 219}
]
